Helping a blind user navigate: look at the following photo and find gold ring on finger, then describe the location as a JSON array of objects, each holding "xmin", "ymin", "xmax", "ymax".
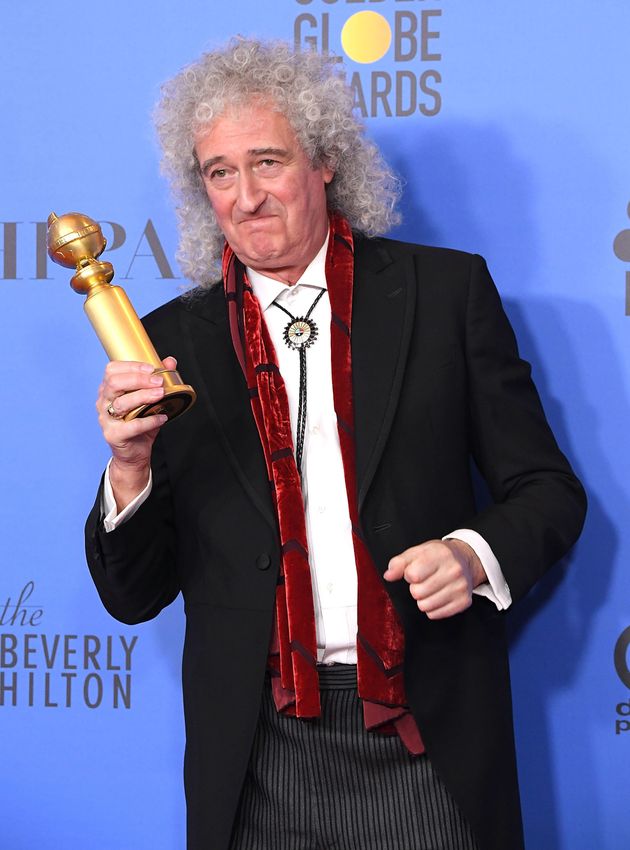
[{"xmin": 106, "ymin": 401, "xmax": 124, "ymax": 420}]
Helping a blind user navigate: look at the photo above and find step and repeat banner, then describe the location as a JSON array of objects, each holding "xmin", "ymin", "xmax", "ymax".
[{"xmin": 1, "ymin": 2, "xmax": 629, "ymax": 847}]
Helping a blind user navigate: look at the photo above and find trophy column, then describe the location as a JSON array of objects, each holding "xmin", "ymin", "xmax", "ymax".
[{"xmin": 47, "ymin": 211, "xmax": 196, "ymax": 421}]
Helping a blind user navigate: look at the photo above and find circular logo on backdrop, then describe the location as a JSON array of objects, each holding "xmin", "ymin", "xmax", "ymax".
[
  {"xmin": 613, "ymin": 201, "xmax": 630, "ymax": 316},
  {"xmin": 613, "ymin": 202, "xmax": 630, "ymax": 263},
  {"xmin": 614, "ymin": 625, "xmax": 630, "ymax": 688},
  {"xmin": 341, "ymin": 12, "xmax": 392, "ymax": 65},
  {"xmin": 614, "ymin": 626, "xmax": 630, "ymax": 735}
]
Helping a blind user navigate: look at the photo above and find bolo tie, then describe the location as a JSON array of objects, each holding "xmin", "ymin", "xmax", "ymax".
[{"xmin": 273, "ymin": 287, "xmax": 326, "ymax": 475}]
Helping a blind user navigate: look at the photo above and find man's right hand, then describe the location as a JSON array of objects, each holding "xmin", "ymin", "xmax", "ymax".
[{"xmin": 96, "ymin": 356, "xmax": 176, "ymax": 512}]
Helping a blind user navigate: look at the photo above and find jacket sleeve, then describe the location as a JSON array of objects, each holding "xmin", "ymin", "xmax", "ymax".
[
  {"xmin": 463, "ymin": 254, "xmax": 586, "ymax": 603},
  {"xmin": 84, "ymin": 433, "xmax": 180, "ymax": 625}
]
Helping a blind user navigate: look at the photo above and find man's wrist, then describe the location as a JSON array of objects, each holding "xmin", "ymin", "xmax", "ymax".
[
  {"xmin": 109, "ymin": 458, "xmax": 151, "ymax": 511},
  {"xmin": 445, "ymin": 538, "xmax": 488, "ymax": 588},
  {"xmin": 443, "ymin": 529, "xmax": 512, "ymax": 610}
]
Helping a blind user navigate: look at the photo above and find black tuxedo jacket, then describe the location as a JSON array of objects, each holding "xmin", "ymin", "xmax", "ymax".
[{"xmin": 86, "ymin": 236, "xmax": 586, "ymax": 850}]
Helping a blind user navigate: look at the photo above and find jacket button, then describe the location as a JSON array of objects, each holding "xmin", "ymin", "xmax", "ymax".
[{"xmin": 256, "ymin": 553, "xmax": 271, "ymax": 571}]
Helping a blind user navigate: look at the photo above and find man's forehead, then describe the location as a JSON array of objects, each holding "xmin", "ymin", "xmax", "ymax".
[{"xmin": 194, "ymin": 103, "xmax": 301, "ymax": 155}]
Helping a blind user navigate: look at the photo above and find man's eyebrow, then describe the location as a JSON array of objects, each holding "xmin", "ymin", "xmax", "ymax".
[
  {"xmin": 198, "ymin": 148, "xmax": 290, "ymax": 173},
  {"xmin": 199, "ymin": 155, "xmax": 225, "ymax": 173},
  {"xmin": 249, "ymin": 147, "xmax": 290, "ymax": 158}
]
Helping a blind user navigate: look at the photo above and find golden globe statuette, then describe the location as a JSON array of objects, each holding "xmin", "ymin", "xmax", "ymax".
[{"xmin": 47, "ymin": 211, "xmax": 196, "ymax": 422}]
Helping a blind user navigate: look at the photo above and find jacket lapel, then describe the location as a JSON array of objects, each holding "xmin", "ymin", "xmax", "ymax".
[
  {"xmin": 178, "ymin": 286, "xmax": 277, "ymax": 530},
  {"xmin": 352, "ymin": 238, "xmax": 417, "ymax": 511}
]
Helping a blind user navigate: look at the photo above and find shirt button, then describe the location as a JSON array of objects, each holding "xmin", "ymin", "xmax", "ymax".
[
  {"xmin": 311, "ymin": 425, "xmax": 320, "ymax": 435},
  {"xmin": 327, "ymin": 582, "xmax": 333, "ymax": 593},
  {"xmin": 256, "ymin": 553, "xmax": 271, "ymax": 571},
  {"xmin": 318, "ymin": 505, "xmax": 326, "ymax": 514}
]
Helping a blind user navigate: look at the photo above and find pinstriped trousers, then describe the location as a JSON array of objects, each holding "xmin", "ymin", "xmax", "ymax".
[{"xmin": 229, "ymin": 666, "xmax": 479, "ymax": 850}]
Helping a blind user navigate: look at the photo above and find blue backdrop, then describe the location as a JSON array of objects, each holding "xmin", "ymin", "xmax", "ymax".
[{"xmin": 2, "ymin": 2, "xmax": 629, "ymax": 847}]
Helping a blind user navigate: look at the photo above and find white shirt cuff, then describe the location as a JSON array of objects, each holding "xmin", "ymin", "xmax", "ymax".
[
  {"xmin": 101, "ymin": 458, "xmax": 153, "ymax": 533},
  {"xmin": 443, "ymin": 528, "xmax": 512, "ymax": 611}
]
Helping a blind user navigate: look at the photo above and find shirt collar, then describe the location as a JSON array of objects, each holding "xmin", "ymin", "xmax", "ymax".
[{"xmin": 246, "ymin": 231, "xmax": 329, "ymax": 312}]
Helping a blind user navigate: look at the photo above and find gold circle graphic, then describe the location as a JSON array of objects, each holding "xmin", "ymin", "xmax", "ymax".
[{"xmin": 341, "ymin": 11, "xmax": 392, "ymax": 65}]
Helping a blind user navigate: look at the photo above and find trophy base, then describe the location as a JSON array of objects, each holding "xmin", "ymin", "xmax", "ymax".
[{"xmin": 124, "ymin": 371, "xmax": 197, "ymax": 422}]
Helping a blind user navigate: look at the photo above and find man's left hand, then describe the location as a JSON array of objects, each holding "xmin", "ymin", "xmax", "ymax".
[{"xmin": 383, "ymin": 539, "xmax": 487, "ymax": 620}]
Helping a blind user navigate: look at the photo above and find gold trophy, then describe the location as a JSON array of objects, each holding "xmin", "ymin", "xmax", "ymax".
[{"xmin": 47, "ymin": 212, "xmax": 196, "ymax": 421}]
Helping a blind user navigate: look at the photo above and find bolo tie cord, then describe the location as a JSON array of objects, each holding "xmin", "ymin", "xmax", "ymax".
[{"xmin": 273, "ymin": 287, "xmax": 326, "ymax": 475}]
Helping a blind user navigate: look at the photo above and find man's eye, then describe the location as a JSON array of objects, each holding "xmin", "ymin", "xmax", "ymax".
[{"xmin": 210, "ymin": 168, "xmax": 228, "ymax": 180}]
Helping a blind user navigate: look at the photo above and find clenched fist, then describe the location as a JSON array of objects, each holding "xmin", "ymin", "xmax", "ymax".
[{"xmin": 383, "ymin": 539, "xmax": 487, "ymax": 620}]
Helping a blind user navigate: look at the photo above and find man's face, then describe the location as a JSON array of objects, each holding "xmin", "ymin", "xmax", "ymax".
[{"xmin": 195, "ymin": 102, "xmax": 334, "ymax": 284}]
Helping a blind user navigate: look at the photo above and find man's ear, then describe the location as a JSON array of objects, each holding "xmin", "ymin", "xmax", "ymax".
[{"xmin": 322, "ymin": 165, "xmax": 335, "ymax": 185}]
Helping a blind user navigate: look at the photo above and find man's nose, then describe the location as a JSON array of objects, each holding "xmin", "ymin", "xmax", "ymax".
[{"xmin": 235, "ymin": 172, "xmax": 266, "ymax": 214}]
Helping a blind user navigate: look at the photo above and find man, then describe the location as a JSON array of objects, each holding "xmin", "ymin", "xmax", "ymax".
[{"xmin": 86, "ymin": 38, "xmax": 586, "ymax": 850}]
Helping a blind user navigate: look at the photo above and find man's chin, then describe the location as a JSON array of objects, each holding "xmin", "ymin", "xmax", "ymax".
[{"xmin": 235, "ymin": 244, "xmax": 284, "ymax": 270}]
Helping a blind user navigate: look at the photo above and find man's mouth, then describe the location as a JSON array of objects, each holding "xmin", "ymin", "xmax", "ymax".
[{"xmin": 236, "ymin": 214, "xmax": 277, "ymax": 226}]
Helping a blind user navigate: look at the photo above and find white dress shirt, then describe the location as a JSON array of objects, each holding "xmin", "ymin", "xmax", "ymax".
[{"xmin": 103, "ymin": 237, "xmax": 511, "ymax": 663}]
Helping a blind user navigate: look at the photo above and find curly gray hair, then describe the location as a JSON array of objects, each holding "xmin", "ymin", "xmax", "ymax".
[{"xmin": 154, "ymin": 37, "xmax": 401, "ymax": 286}]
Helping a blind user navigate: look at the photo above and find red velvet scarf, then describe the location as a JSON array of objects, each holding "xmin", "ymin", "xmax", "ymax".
[{"xmin": 223, "ymin": 213, "xmax": 423, "ymax": 754}]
